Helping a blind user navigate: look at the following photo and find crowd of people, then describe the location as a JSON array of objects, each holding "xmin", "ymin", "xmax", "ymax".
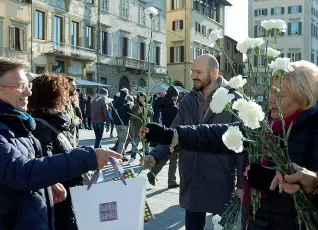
[{"xmin": 0, "ymin": 52, "xmax": 318, "ymax": 230}]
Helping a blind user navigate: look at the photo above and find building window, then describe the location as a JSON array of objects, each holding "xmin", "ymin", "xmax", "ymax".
[
  {"xmin": 195, "ymin": 22, "xmax": 201, "ymax": 33},
  {"xmin": 287, "ymin": 52, "xmax": 301, "ymax": 61},
  {"xmin": 201, "ymin": 25, "xmax": 206, "ymax": 36},
  {"xmin": 288, "ymin": 22, "xmax": 302, "ymax": 35},
  {"xmin": 16, "ymin": 0, "xmax": 31, "ymax": 3},
  {"xmin": 139, "ymin": 42, "xmax": 145, "ymax": 60},
  {"xmin": 254, "ymin": 25, "xmax": 266, "ymax": 37},
  {"xmin": 139, "ymin": 5, "xmax": 146, "ymax": 25},
  {"xmin": 9, "ymin": 27, "xmax": 24, "ymax": 51},
  {"xmin": 155, "ymin": 46, "xmax": 161, "ymax": 65},
  {"xmin": 121, "ymin": 0, "xmax": 129, "ymax": 19},
  {"xmin": 121, "ymin": 37, "xmax": 128, "ymax": 57},
  {"xmin": 71, "ymin": 21, "xmax": 79, "ymax": 47},
  {"xmin": 52, "ymin": 60, "xmax": 65, "ymax": 73},
  {"xmin": 171, "ymin": 0, "xmax": 185, "ymax": 10},
  {"xmin": 86, "ymin": 26, "xmax": 94, "ymax": 49},
  {"xmin": 101, "ymin": 77, "xmax": 107, "ymax": 85},
  {"xmin": 271, "ymin": 7, "xmax": 284, "ymax": 15},
  {"xmin": 172, "ymin": 20, "xmax": 183, "ymax": 31},
  {"xmin": 311, "ymin": 53, "xmax": 315, "ymax": 63},
  {"xmin": 101, "ymin": 0, "xmax": 108, "ymax": 11},
  {"xmin": 170, "ymin": 46, "xmax": 184, "ymax": 63},
  {"xmin": 53, "ymin": 16, "xmax": 63, "ymax": 45},
  {"xmin": 35, "ymin": 10, "xmax": 45, "ymax": 40},
  {"xmin": 288, "ymin": 5, "xmax": 302, "ymax": 14},
  {"xmin": 86, "ymin": 0, "xmax": 94, "ymax": 4},
  {"xmin": 101, "ymin": 31, "xmax": 108, "ymax": 55},
  {"xmin": 254, "ymin": 8, "xmax": 268, "ymax": 17}
]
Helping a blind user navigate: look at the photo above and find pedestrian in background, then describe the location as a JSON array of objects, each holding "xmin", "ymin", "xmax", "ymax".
[{"xmin": 86, "ymin": 96, "xmax": 92, "ymax": 130}]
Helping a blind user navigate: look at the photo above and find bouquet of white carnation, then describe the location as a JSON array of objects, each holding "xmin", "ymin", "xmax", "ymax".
[{"xmin": 209, "ymin": 19, "xmax": 318, "ymax": 229}]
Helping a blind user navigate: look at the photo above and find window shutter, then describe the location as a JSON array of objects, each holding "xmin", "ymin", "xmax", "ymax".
[
  {"xmin": 287, "ymin": 53, "xmax": 291, "ymax": 58},
  {"xmin": 19, "ymin": 28, "xmax": 24, "ymax": 51},
  {"xmin": 172, "ymin": 21, "xmax": 176, "ymax": 31},
  {"xmin": 128, "ymin": 38, "xmax": 132, "ymax": 57},
  {"xmin": 281, "ymin": 53, "xmax": 284, "ymax": 57},
  {"xmin": 298, "ymin": 52, "xmax": 302, "ymax": 60},
  {"xmin": 108, "ymin": 32, "xmax": 112, "ymax": 55},
  {"xmin": 280, "ymin": 31, "xmax": 285, "ymax": 36},
  {"xmin": 254, "ymin": 25, "xmax": 258, "ymax": 37},
  {"xmin": 265, "ymin": 9, "xmax": 268, "ymax": 16},
  {"xmin": 271, "ymin": 8, "xmax": 274, "ymax": 15},
  {"xmin": 171, "ymin": 0, "xmax": 175, "ymax": 10},
  {"xmin": 299, "ymin": 5, "xmax": 302, "ymax": 13},
  {"xmin": 180, "ymin": 20, "xmax": 183, "ymax": 30},
  {"xmin": 288, "ymin": 23, "xmax": 291, "ymax": 35},
  {"xmin": 281, "ymin": 7, "xmax": 284, "ymax": 14},
  {"xmin": 298, "ymin": 22, "xmax": 302, "ymax": 34},
  {"xmin": 9, "ymin": 26, "xmax": 14, "ymax": 49},
  {"xmin": 170, "ymin": 47, "xmax": 174, "ymax": 63},
  {"xmin": 288, "ymin": 6, "xmax": 291, "ymax": 14},
  {"xmin": 254, "ymin": 10, "xmax": 258, "ymax": 17},
  {"xmin": 180, "ymin": 46, "xmax": 184, "ymax": 62}
]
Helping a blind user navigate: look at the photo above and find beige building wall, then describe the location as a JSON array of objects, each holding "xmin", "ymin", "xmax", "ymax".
[{"xmin": 0, "ymin": 0, "xmax": 32, "ymax": 63}]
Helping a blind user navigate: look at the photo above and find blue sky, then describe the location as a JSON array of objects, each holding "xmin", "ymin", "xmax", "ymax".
[{"xmin": 225, "ymin": 0, "xmax": 248, "ymax": 42}]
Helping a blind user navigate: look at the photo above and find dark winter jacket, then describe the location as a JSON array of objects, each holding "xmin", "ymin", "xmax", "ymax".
[
  {"xmin": 153, "ymin": 96, "xmax": 178, "ymax": 127},
  {"xmin": 32, "ymin": 111, "xmax": 84, "ymax": 230},
  {"xmin": 174, "ymin": 104, "xmax": 318, "ymax": 229},
  {"xmin": 91, "ymin": 96, "xmax": 110, "ymax": 125},
  {"xmin": 79, "ymin": 96, "xmax": 86, "ymax": 113},
  {"xmin": 113, "ymin": 97, "xmax": 132, "ymax": 126},
  {"xmin": 85, "ymin": 98, "xmax": 92, "ymax": 118},
  {"xmin": 150, "ymin": 77, "xmax": 245, "ymax": 214},
  {"xmin": 0, "ymin": 107, "xmax": 97, "ymax": 230}
]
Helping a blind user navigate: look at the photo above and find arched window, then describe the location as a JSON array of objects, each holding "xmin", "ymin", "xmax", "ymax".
[{"xmin": 119, "ymin": 76, "xmax": 130, "ymax": 90}]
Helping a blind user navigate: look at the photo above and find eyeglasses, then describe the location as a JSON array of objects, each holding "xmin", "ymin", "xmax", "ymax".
[{"xmin": 0, "ymin": 82, "xmax": 32, "ymax": 91}]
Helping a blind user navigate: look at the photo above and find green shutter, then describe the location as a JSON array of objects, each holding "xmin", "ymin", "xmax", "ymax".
[
  {"xmin": 299, "ymin": 22, "xmax": 302, "ymax": 34},
  {"xmin": 254, "ymin": 25, "xmax": 258, "ymax": 37},
  {"xmin": 288, "ymin": 23, "xmax": 291, "ymax": 35},
  {"xmin": 281, "ymin": 7, "xmax": 285, "ymax": 14},
  {"xmin": 287, "ymin": 53, "xmax": 291, "ymax": 58},
  {"xmin": 299, "ymin": 5, "xmax": 302, "ymax": 13},
  {"xmin": 265, "ymin": 9, "xmax": 268, "ymax": 16},
  {"xmin": 288, "ymin": 6, "xmax": 291, "ymax": 14},
  {"xmin": 298, "ymin": 52, "xmax": 302, "ymax": 60},
  {"xmin": 271, "ymin": 8, "xmax": 274, "ymax": 15},
  {"xmin": 281, "ymin": 53, "xmax": 284, "ymax": 58},
  {"xmin": 254, "ymin": 10, "xmax": 258, "ymax": 17}
]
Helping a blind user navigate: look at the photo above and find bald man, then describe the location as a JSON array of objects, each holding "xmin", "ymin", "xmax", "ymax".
[{"xmin": 146, "ymin": 54, "xmax": 245, "ymax": 229}]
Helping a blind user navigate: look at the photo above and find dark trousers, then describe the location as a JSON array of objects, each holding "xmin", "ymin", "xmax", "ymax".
[
  {"xmin": 110, "ymin": 120, "xmax": 115, "ymax": 136},
  {"xmin": 93, "ymin": 123, "xmax": 104, "ymax": 148},
  {"xmin": 87, "ymin": 116, "xmax": 92, "ymax": 129},
  {"xmin": 185, "ymin": 210, "xmax": 206, "ymax": 230}
]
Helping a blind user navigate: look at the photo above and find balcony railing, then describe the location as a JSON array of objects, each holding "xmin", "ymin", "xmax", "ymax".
[
  {"xmin": 0, "ymin": 47, "xmax": 29, "ymax": 60},
  {"xmin": 116, "ymin": 57, "xmax": 156, "ymax": 71},
  {"xmin": 39, "ymin": 42, "xmax": 96, "ymax": 61}
]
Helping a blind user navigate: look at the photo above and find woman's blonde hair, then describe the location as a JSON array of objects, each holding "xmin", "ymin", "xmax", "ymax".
[{"xmin": 282, "ymin": 61, "xmax": 318, "ymax": 109}]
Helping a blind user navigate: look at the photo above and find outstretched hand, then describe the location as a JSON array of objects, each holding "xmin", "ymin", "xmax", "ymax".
[{"xmin": 138, "ymin": 122, "xmax": 175, "ymax": 145}]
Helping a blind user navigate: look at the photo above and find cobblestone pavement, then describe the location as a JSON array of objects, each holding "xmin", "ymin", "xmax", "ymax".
[{"xmin": 79, "ymin": 129, "xmax": 214, "ymax": 230}]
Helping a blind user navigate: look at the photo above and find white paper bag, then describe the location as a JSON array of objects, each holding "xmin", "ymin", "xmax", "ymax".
[{"xmin": 70, "ymin": 177, "xmax": 147, "ymax": 230}]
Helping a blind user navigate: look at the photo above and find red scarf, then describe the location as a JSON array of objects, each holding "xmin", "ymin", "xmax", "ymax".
[{"xmin": 243, "ymin": 109, "xmax": 304, "ymax": 203}]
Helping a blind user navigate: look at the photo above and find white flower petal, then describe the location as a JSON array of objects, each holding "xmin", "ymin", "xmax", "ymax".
[
  {"xmin": 210, "ymin": 87, "xmax": 234, "ymax": 114},
  {"xmin": 266, "ymin": 48, "xmax": 281, "ymax": 59},
  {"xmin": 222, "ymin": 126, "xmax": 244, "ymax": 153},
  {"xmin": 269, "ymin": 57, "xmax": 294, "ymax": 73},
  {"xmin": 228, "ymin": 75, "xmax": 247, "ymax": 89},
  {"xmin": 144, "ymin": 7, "xmax": 159, "ymax": 18}
]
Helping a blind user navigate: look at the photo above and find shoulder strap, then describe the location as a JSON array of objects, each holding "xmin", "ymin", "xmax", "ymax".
[{"xmin": 35, "ymin": 118, "xmax": 74, "ymax": 150}]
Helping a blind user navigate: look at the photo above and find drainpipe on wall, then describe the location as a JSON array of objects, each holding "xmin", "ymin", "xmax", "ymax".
[
  {"xmin": 96, "ymin": 0, "xmax": 101, "ymax": 85},
  {"xmin": 30, "ymin": 0, "xmax": 33, "ymax": 72},
  {"xmin": 184, "ymin": 0, "xmax": 187, "ymax": 88}
]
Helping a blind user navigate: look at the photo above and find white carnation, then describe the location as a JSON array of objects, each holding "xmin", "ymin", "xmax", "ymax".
[
  {"xmin": 237, "ymin": 100, "xmax": 265, "ymax": 129},
  {"xmin": 261, "ymin": 19, "xmax": 276, "ymax": 31},
  {"xmin": 222, "ymin": 126, "xmax": 244, "ymax": 153},
  {"xmin": 209, "ymin": 30, "xmax": 223, "ymax": 48},
  {"xmin": 266, "ymin": 48, "xmax": 281, "ymax": 59},
  {"xmin": 144, "ymin": 7, "xmax": 159, "ymax": 19},
  {"xmin": 232, "ymin": 98, "xmax": 248, "ymax": 111},
  {"xmin": 269, "ymin": 57, "xmax": 294, "ymax": 73},
  {"xmin": 212, "ymin": 214, "xmax": 222, "ymax": 225},
  {"xmin": 210, "ymin": 87, "xmax": 235, "ymax": 114},
  {"xmin": 273, "ymin": 19, "xmax": 287, "ymax": 33},
  {"xmin": 236, "ymin": 37, "xmax": 264, "ymax": 54},
  {"xmin": 228, "ymin": 75, "xmax": 247, "ymax": 89}
]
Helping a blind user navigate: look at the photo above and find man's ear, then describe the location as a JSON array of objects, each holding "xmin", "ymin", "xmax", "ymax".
[{"xmin": 211, "ymin": 68, "xmax": 219, "ymax": 78}]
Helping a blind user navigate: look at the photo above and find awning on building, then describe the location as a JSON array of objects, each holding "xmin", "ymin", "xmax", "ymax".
[
  {"xmin": 213, "ymin": 0, "xmax": 232, "ymax": 6},
  {"xmin": 74, "ymin": 77, "xmax": 110, "ymax": 88}
]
